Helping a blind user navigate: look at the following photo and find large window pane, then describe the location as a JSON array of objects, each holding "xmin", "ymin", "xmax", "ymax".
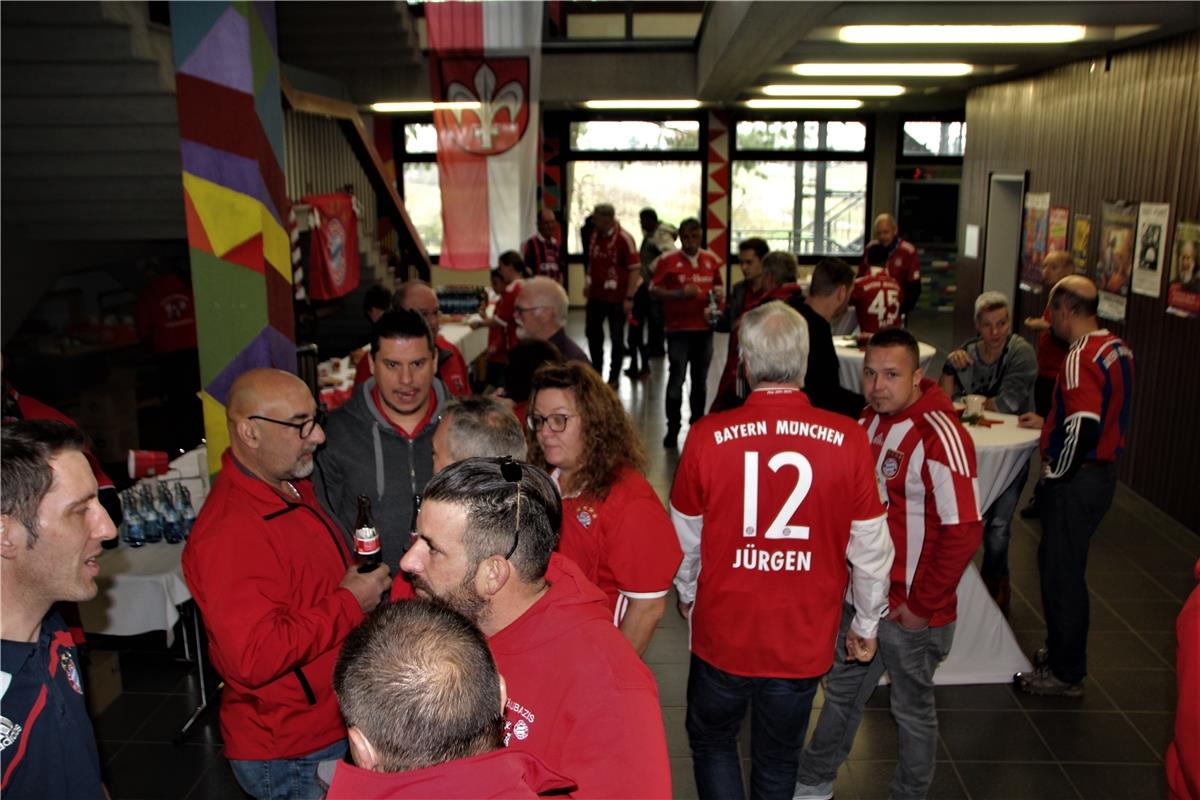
[
  {"xmin": 567, "ymin": 160, "xmax": 702, "ymax": 252},
  {"xmin": 401, "ymin": 162, "xmax": 442, "ymax": 255},
  {"xmin": 404, "ymin": 123, "xmax": 438, "ymax": 154},
  {"xmin": 569, "ymin": 120, "xmax": 700, "ymax": 152},
  {"xmin": 902, "ymin": 121, "xmax": 966, "ymax": 157},
  {"xmin": 737, "ymin": 120, "xmax": 865, "ymax": 152},
  {"xmin": 731, "ymin": 160, "xmax": 867, "ymax": 255}
]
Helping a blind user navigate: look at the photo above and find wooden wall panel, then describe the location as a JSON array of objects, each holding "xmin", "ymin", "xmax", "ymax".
[{"xmin": 956, "ymin": 32, "xmax": 1200, "ymax": 533}]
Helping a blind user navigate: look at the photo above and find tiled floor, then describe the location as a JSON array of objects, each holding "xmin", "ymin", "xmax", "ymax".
[{"xmin": 90, "ymin": 308, "xmax": 1197, "ymax": 799}]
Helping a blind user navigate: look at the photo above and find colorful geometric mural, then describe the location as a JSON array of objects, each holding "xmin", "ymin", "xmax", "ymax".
[
  {"xmin": 170, "ymin": 1, "xmax": 292, "ymax": 474},
  {"xmin": 705, "ymin": 110, "xmax": 731, "ymax": 258}
]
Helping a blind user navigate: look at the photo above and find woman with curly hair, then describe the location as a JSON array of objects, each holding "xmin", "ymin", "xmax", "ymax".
[{"xmin": 527, "ymin": 361, "xmax": 682, "ymax": 655}]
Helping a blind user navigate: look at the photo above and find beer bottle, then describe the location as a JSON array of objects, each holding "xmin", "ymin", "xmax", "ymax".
[{"xmin": 354, "ymin": 495, "xmax": 383, "ymax": 573}]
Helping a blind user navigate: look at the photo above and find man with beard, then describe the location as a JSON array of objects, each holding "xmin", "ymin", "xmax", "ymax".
[
  {"xmin": 398, "ymin": 458, "xmax": 671, "ymax": 799},
  {"xmin": 183, "ymin": 369, "xmax": 392, "ymax": 799},
  {"xmin": 317, "ymin": 310, "xmax": 449, "ymax": 569}
]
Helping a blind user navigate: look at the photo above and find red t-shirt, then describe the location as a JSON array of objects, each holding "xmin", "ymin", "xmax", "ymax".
[
  {"xmin": 488, "ymin": 282, "xmax": 521, "ymax": 365},
  {"xmin": 557, "ymin": 467, "xmax": 682, "ymax": 623},
  {"xmin": 586, "ymin": 225, "xmax": 639, "ymax": 303},
  {"xmin": 670, "ymin": 388, "xmax": 885, "ymax": 678},
  {"xmin": 489, "ymin": 554, "xmax": 672, "ymax": 799},
  {"xmin": 851, "ymin": 269, "xmax": 903, "ymax": 334},
  {"xmin": 858, "ymin": 238, "xmax": 921, "ymax": 287},
  {"xmin": 650, "ymin": 248, "xmax": 724, "ymax": 331},
  {"xmin": 1035, "ymin": 306, "xmax": 1070, "ymax": 380},
  {"xmin": 523, "ymin": 233, "xmax": 565, "ymax": 285},
  {"xmin": 135, "ymin": 274, "xmax": 197, "ymax": 354},
  {"xmin": 859, "ymin": 380, "xmax": 982, "ymax": 626},
  {"xmin": 1041, "ymin": 329, "xmax": 1134, "ymax": 471}
]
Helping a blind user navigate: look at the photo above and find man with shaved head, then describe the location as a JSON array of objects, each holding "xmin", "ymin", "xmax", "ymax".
[
  {"xmin": 183, "ymin": 368, "xmax": 392, "ymax": 799},
  {"xmin": 859, "ymin": 213, "xmax": 922, "ymax": 321},
  {"xmin": 1015, "ymin": 276, "xmax": 1134, "ymax": 697},
  {"xmin": 394, "ymin": 280, "xmax": 471, "ymax": 396}
]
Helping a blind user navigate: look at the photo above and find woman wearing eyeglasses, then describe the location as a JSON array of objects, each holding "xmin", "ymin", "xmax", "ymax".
[{"xmin": 527, "ymin": 362, "xmax": 682, "ymax": 656}]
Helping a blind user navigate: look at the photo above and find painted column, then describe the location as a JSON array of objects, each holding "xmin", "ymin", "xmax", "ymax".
[
  {"xmin": 705, "ymin": 110, "xmax": 731, "ymax": 260},
  {"xmin": 170, "ymin": 1, "xmax": 293, "ymax": 473}
]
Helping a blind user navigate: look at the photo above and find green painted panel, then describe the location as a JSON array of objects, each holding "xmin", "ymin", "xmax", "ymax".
[{"xmin": 190, "ymin": 247, "xmax": 268, "ymax": 385}]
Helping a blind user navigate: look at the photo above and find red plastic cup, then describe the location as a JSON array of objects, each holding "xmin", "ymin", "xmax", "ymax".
[{"xmin": 128, "ymin": 449, "xmax": 170, "ymax": 479}]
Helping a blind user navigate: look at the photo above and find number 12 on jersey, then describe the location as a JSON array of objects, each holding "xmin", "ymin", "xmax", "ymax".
[{"xmin": 742, "ymin": 451, "xmax": 813, "ymax": 540}]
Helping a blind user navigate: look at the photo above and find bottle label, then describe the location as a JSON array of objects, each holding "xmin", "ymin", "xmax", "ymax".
[{"xmin": 354, "ymin": 526, "xmax": 381, "ymax": 556}]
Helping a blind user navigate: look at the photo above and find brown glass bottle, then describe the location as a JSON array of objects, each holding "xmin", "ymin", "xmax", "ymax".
[{"xmin": 354, "ymin": 494, "xmax": 382, "ymax": 573}]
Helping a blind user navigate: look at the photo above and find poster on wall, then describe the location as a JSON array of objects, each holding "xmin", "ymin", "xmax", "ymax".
[
  {"xmin": 1019, "ymin": 192, "xmax": 1051, "ymax": 290},
  {"xmin": 1048, "ymin": 206, "xmax": 1070, "ymax": 252},
  {"xmin": 1095, "ymin": 200, "xmax": 1138, "ymax": 322},
  {"xmin": 1132, "ymin": 202, "xmax": 1170, "ymax": 298},
  {"xmin": 1166, "ymin": 220, "xmax": 1200, "ymax": 318},
  {"xmin": 1071, "ymin": 213, "xmax": 1092, "ymax": 273}
]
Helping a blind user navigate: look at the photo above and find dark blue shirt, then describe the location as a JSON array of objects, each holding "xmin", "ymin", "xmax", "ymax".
[{"xmin": 1, "ymin": 611, "xmax": 103, "ymax": 799}]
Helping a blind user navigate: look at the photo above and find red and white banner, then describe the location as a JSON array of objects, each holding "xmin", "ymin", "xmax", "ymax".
[
  {"xmin": 428, "ymin": 1, "xmax": 541, "ymax": 270},
  {"xmin": 304, "ymin": 192, "xmax": 360, "ymax": 300}
]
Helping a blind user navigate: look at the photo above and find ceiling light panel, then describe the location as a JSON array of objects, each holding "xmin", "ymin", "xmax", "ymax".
[
  {"xmin": 370, "ymin": 101, "xmax": 481, "ymax": 113},
  {"xmin": 584, "ymin": 100, "xmax": 702, "ymax": 110},
  {"xmin": 838, "ymin": 25, "xmax": 1087, "ymax": 44},
  {"xmin": 793, "ymin": 63, "xmax": 972, "ymax": 77},
  {"xmin": 763, "ymin": 84, "xmax": 904, "ymax": 97},
  {"xmin": 745, "ymin": 99, "xmax": 864, "ymax": 110}
]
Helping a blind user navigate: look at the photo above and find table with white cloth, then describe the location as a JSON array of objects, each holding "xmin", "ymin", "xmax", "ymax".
[
  {"xmin": 834, "ymin": 338, "xmax": 938, "ymax": 394},
  {"xmin": 440, "ymin": 320, "xmax": 489, "ymax": 364},
  {"xmin": 78, "ymin": 541, "xmax": 190, "ymax": 645},
  {"xmin": 933, "ymin": 413, "xmax": 1039, "ymax": 684}
]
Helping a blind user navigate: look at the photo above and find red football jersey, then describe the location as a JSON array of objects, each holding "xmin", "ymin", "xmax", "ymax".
[
  {"xmin": 859, "ymin": 237, "xmax": 921, "ymax": 287},
  {"xmin": 851, "ymin": 269, "xmax": 903, "ymax": 333},
  {"xmin": 487, "ymin": 281, "xmax": 521, "ymax": 365},
  {"xmin": 650, "ymin": 248, "xmax": 724, "ymax": 331},
  {"xmin": 1041, "ymin": 329, "xmax": 1134, "ymax": 474},
  {"xmin": 670, "ymin": 388, "xmax": 886, "ymax": 678},
  {"xmin": 586, "ymin": 225, "xmax": 639, "ymax": 303},
  {"xmin": 557, "ymin": 467, "xmax": 683, "ymax": 624},
  {"xmin": 1035, "ymin": 306, "xmax": 1070, "ymax": 380},
  {"xmin": 859, "ymin": 380, "xmax": 982, "ymax": 626}
]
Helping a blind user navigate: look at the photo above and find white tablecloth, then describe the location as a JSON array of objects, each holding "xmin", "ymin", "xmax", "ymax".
[
  {"xmin": 78, "ymin": 541, "xmax": 191, "ymax": 644},
  {"xmin": 440, "ymin": 322, "xmax": 488, "ymax": 364},
  {"xmin": 834, "ymin": 339, "xmax": 937, "ymax": 394},
  {"xmin": 966, "ymin": 412, "xmax": 1041, "ymax": 513}
]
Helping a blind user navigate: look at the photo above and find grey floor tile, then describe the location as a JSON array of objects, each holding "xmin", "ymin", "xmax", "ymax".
[
  {"xmin": 933, "ymin": 683, "xmax": 1020, "ymax": 709},
  {"xmin": 644, "ymin": 623, "xmax": 691, "ymax": 664},
  {"xmin": 669, "ymin": 757, "xmax": 699, "ymax": 800},
  {"xmin": 840, "ymin": 759, "xmax": 967, "ymax": 800},
  {"xmin": 662, "ymin": 706, "xmax": 691, "ymax": 758},
  {"xmin": 105, "ymin": 742, "xmax": 217, "ymax": 800},
  {"xmin": 938, "ymin": 710, "xmax": 1054, "ymax": 761},
  {"xmin": 93, "ymin": 693, "xmax": 170, "ymax": 741},
  {"xmin": 1089, "ymin": 669, "xmax": 1177, "ymax": 712},
  {"xmin": 1011, "ymin": 675, "xmax": 1117, "ymax": 712},
  {"xmin": 1138, "ymin": 629, "xmax": 1178, "ymax": 664},
  {"xmin": 1085, "ymin": 630, "xmax": 1173, "ymax": 669},
  {"xmin": 1125, "ymin": 711, "xmax": 1175, "ymax": 760},
  {"xmin": 956, "ymin": 762, "xmax": 1080, "ymax": 800},
  {"xmin": 1104, "ymin": 599, "xmax": 1186, "ymax": 632},
  {"xmin": 1086, "ymin": 569, "xmax": 1178, "ymax": 602},
  {"xmin": 651, "ymin": 661, "xmax": 690, "ymax": 708},
  {"xmin": 1025, "ymin": 710, "xmax": 1158, "ymax": 763},
  {"xmin": 1061, "ymin": 763, "xmax": 1169, "ymax": 799},
  {"xmin": 185, "ymin": 756, "xmax": 246, "ymax": 800}
]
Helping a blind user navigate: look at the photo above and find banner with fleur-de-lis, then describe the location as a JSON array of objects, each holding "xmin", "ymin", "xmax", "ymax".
[{"xmin": 427, "ymin": 1, "xmax": 542, "ymax": 270}]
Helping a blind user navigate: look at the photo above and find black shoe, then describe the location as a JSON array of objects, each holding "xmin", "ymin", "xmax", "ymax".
[
  {"xmin": 1033, "ymin": 647, "xmax": 1049, "ymax": 668},
  {"xmin": 663, "ymin": 431, "xmax": 678, "ymax": 449},
  {"xmin": 1015, "ymin": 665, "xmax": 1083, "ymax": 697},
  {"xmin": 607, "ymin": 374, "xmax": 620, "ymax": 389}
]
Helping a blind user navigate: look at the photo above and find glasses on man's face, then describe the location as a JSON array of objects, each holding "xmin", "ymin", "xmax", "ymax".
[
  {"xmin": 249, "ymin": 408, "xmax": 327, "ymax": 439},
  {"xmin": 513, "ymin": 305, "xmax": 548, "ymax": 317},
  {"xmin": 526, "ymin": 413, "xmax": 576, "ymax": 433},
  {"xmin": 497, "ymin": 457, "xmax": 522, "ymax": 560}
]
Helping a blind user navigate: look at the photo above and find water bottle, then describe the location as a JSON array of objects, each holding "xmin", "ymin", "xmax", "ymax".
[
  {"xmin": 174, "ymin": 483, "xmax": 196, "ymax": 537},
  {"xmin": 707, "ymin": 290, "xmax": 720, "ymax": 329},
  {"xmin": 139, "ymin": 488, "xmax": 163, "ymax": 543},
  {"xmin": 122, "ymin": 492, "xmax": 146, "ymax": 548},
  {"xmin": 159, "ymin": 484, "xmax": 183, "ymax": 544}
]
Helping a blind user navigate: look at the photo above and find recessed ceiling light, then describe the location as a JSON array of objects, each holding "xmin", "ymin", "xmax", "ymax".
[
  {"xmin": 763, "ymin": 84, "xmax": 905, "ymax": 97},
  {"xmin": 838, "ymin": 25, "xmax": 1086, "ymax": 44},
  {"xmin": 793, "ymin": 62, "xmax": 973, "ymax": 77},
  {"xmin": 745, "ymin": 99, "xmax": 864, "ymax": 110},
  {"xmin": 370, "ymin": 101, "xmax": 481, "ymax": 113},
  {"xmin": 583, "ymin": 99, "xmax": 702, "ymax": 110}
]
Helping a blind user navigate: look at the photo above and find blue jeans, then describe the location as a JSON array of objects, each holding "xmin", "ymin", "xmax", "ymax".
[
  {"xmin": 229, "ymin": 739, "xmax": 347, "ymax": 800},
  {"xmin": 796, "ymin": 604, "xmax": 954, "ymax": 800},
  {"xmin": 686, "ymin": 653, "xmax": 820, "ymax": 800},
  {"xmin": 666, "ymin": 331, "xmax": 714, "ymax": 430},
  {"xmin": 981, "ymin": 459, "xmax": 1030, "ymax": 582}
]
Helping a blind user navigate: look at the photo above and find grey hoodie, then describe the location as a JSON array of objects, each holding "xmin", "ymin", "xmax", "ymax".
[{"xmin": 314, "ymin": 376, "xmax": 448, "ymax": 569}]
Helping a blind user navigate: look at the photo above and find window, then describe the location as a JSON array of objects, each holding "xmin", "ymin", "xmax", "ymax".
[
  {"xmin": 569, "ymin": 120, "xmax": 700, "ymax": 152},
  {"xmin": 730, "ymin": 160, "xmax": 868, "ymax": 256},
  {"xmin": 902, "ymin": 121, "xmax": 966, "ymax": 157},
  {"xmin": 736, "ymin": 120, "xmax": 866, "ymax": 152},
  {"xmin": 404, "ymin": 123, "xmax": 438, "ymax": 154},
  {"xmin": 401, "ymin": 162, "xmax": 442, "ymax": 256},
  {"xmin": 566, "ymin": 160, "xmax": 703, "ymax": 252}
]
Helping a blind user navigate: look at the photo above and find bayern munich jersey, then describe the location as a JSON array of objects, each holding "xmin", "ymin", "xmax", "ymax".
[
  {"xmin": 859, "ymin": 237, "xmax": 921, "ymax": 287},
  {"xmin": 851, "ymin": 269, "xmax": 903, "ymax": 333},
  {"xmin": 670, "ymin": 388, "xmax": 890, "ymax": 678},
  {"xmin": 1041, "ymin": 329, "xmax": 1134, "ymax": 476},
  {"xmin": 650, "ymin": 248, "xmax": 724, "ymax": 331},
  {"xmin": 859, "ymin": 380, "xmax": 982, "ymax": 626}
]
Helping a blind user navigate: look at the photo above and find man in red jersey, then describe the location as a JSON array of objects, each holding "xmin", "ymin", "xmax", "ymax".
[
  {"xmin": 183, "ymin": 369, "xmax": 391, "ymax": 800},
  {"xmin": 399, "ymin": 458, "xmax": 671, "ymax": 799},
  {"xmin": 858, "ymin": 214, "xmax": 922, "ymax": 322},
  {"xmin": 522, "ymin": 208, "xmax": 566, "ymax": 286},
  {"xmin": 584, "ymin": 203, "xmax": 641, "ymax": 387},
  {"xmin": 321, "ymin": 599, "xmax": 574, "ymax": 799},
  {"xmin": 650, "ymin": 217, "xmax": 724, "ymax": 448},
  {"xmin": 852, "ymin": 243, "xmax": 904, "ymax": 334},
  {"xmin": 1015, "ymin": 275, "xmax": 1134, "ymax": 697},
  {"xmin": 794, "ymin": 327, "xmax": 982, "ymax": 800},
  {"xmin": 671, "ymin": 302, "xmax": 894, "ymax": 800}
]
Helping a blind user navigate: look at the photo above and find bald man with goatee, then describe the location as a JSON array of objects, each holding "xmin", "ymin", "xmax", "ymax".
[{"xmin": 183, "ymin": 369, "xmax": 391, "ymax": 800}]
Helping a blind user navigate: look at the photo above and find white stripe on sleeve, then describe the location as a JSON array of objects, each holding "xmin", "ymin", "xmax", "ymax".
[
  {"xmin": 670, "ymin": 504, "xmax": 704, "ymax": 604},
  {"xmin": 846, "ymin": 513, "xmax": 894, "ymax": 640}
]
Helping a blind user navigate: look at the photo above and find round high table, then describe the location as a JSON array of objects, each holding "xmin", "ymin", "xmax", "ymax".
[
  {"xmin": 964, "ymin": 412, "xmax": 1041, "ymax": 514},
  {"xmin": 833, "ymin": 338, "xmax": 937, "ymax": 394}
]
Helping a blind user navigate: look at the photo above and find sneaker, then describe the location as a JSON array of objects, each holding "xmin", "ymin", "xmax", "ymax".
[
  {"xmin": 792, "ymin": 780, "xmax": 834, "ymax": 800},
  {"xmin": 1015, "ymin": 665, "xmax": 1082, "ymax": 697}
]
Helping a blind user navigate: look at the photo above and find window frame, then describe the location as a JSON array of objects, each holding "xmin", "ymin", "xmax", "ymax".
[{"xmin": 896, "ymin": 114, "xmax": 966, "ymax": 164}]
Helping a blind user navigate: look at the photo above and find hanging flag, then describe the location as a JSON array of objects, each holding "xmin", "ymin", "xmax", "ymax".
[
  {"xmin": 427, "ymin": 1, "xmax": 542, "ymax": 270},
  {"xmin": 304, "ymin": 192, "xmax": 360, "ymax": 300}
]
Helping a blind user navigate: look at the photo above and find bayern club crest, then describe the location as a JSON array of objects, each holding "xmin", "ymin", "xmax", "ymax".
[
  {"xmin": 60, "ymin": 650, "xmax": 83, "ymax": 695},
  {"xmin": 881, "ymin": 448, "xmax": 905, "ymax": 480},
  {"xmin": 435, "ymin": 58, "xmax": 530, "ymax": 156},
  {"xmin": 575, "ymin": 505, "xmax": 596, "ymax": 529}
]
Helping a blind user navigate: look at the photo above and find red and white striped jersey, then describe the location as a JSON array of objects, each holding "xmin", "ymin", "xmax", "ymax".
[
  {"xmin": 859, "ymin": 380, "xmax": 982, "ymax": 626},
  {"xmin": 851, "ymin": 268, "xmax": 903, "ymax": 333}
]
